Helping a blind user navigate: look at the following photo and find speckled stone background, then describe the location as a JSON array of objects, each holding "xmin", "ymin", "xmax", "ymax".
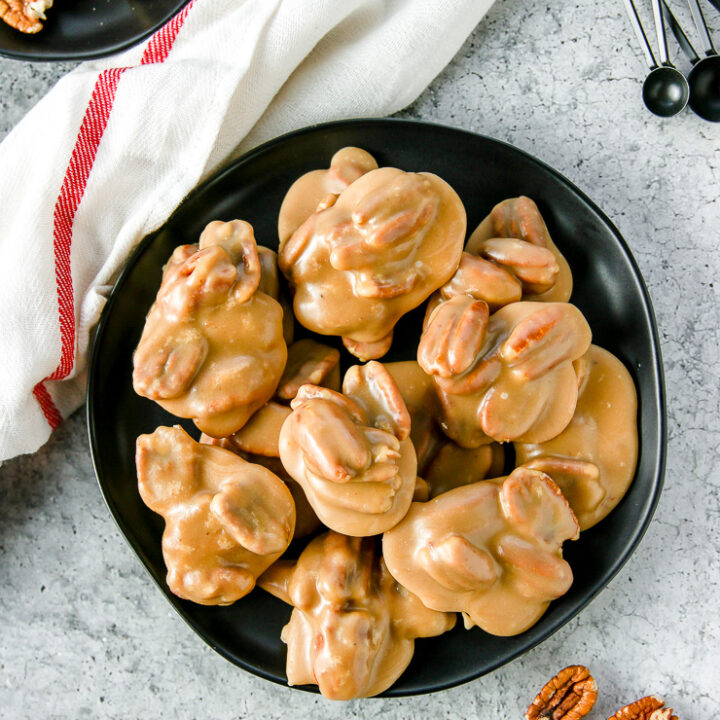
[{"xmin": 1, "ymin": 1, "xmax": 719, "ymax": 718}]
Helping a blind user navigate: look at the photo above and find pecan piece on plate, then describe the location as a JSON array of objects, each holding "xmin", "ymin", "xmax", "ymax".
[
  {"xmin": 608, "ymin": 696, "xmax": 678, "ymax": 720},
  {"xmin": 0, "ymin": 0, "xmax": 52, "ymax": 33},
  {"xmin": 525, "ymin": 665, "xmax": 597, "ymax": 720}
]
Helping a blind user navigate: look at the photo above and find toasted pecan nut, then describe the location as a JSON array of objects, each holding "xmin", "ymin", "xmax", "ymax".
[
  {"xmin": 258, "ymin": 531, "xmax": 454, "ymax": 699},
  {"xmin": 608, "ymin": 696, "xmax": 678, "ymax": 720},
  {"xmin": 525, "ymin": 665, "xmax": 598, "ymax": 720},
  {"xmin": 475, "ymin": 237, "xmax": 559, "ymax": 295},
  {"xmin": 439, "ymin": 251, "xmax": 522, "ymax": 310},
  {"xmin": 501, "ymin": 303, "xmax": 591, "ymax": 380},
  {"xmin": 199, "ymin": 219, "xmax": 262, "ymax": 304},
  {"xmin": 136, "ymin": 426, "xmax": 294, "ymax": 605},
  {"xmin": 280, "ymin": 363, "xmax": 417, "ymax": 536},
  {"xmin": 133, "ymin": 220, "xmax": 287, "ymax": 438},
  {"xmin": 277, "ymin": 339, "xmax": 341, "ymax": 401},
  {"xmin": 200, "ymin": 431, "xmax": 321, "ymax": 539},
  {"xmin": 418, "ymin": 295, "xmax": 489, "ymax": 378},
  {"xmin": 383, "ymin": 467, "xmax": 579, "ymax": 636},
  {"xmin": 279, "ymin": 166, "xmax": 465, "ymax": 359},
  {"xmin": 344, "ymin": 361, "xmax": 411, "ymax": 441},
  {"xmin": 0, "ymin": 0, "xmax": 51, "ymax": 33}
]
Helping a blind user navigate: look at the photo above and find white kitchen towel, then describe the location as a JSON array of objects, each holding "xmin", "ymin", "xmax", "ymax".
[{"xmin": 0, "ymin": 0, "xmax": 494, "ymax": 461}]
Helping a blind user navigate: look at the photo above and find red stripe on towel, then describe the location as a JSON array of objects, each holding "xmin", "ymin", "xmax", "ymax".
[
  {"xmin": 33, "ymin": 1, "xmax": 196, "ymax": 428},
  {"xmin": 32, "ymin": 383, "xmax": 63, "ymax": 431}
]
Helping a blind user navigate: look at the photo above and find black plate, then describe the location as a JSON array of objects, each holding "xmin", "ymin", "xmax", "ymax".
[
  {"xmin": 87, "ymin": 119, "xmax": 666, "ymax": 696},
  {"xmin": 0, "ymin": 0, "xmax": 190, "ymax": 61}
]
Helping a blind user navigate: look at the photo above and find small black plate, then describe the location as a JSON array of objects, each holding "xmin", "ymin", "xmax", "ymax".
[
  {"xmin": 87, "ymin": 119, "xmax": 666, "ymax": 696},
  {"xmin": 0, "ymin": 0, "xmax": 190, "ymax": 61}
]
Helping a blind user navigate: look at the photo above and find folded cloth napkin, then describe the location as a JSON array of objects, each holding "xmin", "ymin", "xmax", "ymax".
[{"xmin": 0, "ymin": 0, "xmax": 494, "ymax": 461}]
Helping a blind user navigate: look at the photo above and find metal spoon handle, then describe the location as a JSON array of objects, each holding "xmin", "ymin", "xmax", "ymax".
[
  {"xmin": 623, "ymin": 0, "xmax": 658, "ymax": 68},
  {"xmin": 652, "ymin": 0, "xmax": 671, "ymax": 63},
  {"xmin": 663, "ymin": 0, "xmax": 700, "ymax": 63},
  {"xmin": 687, "ymin": 0, "xmax": 717, "ymax": 55}
]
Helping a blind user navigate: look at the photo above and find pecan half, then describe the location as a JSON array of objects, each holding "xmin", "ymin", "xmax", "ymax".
[
  {"xmin": 474, "ymin": 237, "xmax": 559, "ymax": 295},
  {"xmin": 525, "ymin": 665, "xmax": 597, "ymax": 720},
  {"xmin": 418, "ymin": 295, "xmax": 489, "ymax": 378},
  {"xmin": 0, "ymin": 0, "xmax": 49, "ymax": 33},
  {"xmin": 608, "ymin": 696, "xmax": 678, "ymax": 720},
  {"xmin": 439, "ymin": 251, "xmax": 522, "ymax": 310}
]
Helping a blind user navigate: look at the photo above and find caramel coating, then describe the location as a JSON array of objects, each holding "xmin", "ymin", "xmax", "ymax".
[
  {"xmin": 279, "ymin": 167, "xmax": 465, "ymax": 359},
  {"xmin": 465, "ymin": 196, "xmax": 572, "ymax": 305},
  {"xmin": 278, "ymin": 147, "xmax": 379, "ymax": 246},
  {"xmin": 132, "ymin": 220, "xmax": 288, "ymax": 437},
  {"xmin": 200, "ymin": 402, "xmax": 291, "ymax": 458},
  {"xmin": 276, "ymin": 339, "xmax": 341, "ymax": 402},
  {"xmin": 515, "ymin": 344, "xmax": 638, "ymax": 530},
  {"xmin": 0, "ymin": 0, "xmax": 51, "ymax": 33},
  {"xmin": 259, "ymin": 532, "xmax": 455, "ymax": 699},
  {"xmin": 384, "ymin": 360, "xmax": 444, "ymax": 475},
  {"xmin": 245, "ymin": 455, "xmax": 322, "ymax": 539},
  {"xmin": 257, "ymin": 245, "xmax": 295, "ymax": 345},
  {"xmin": 418, "ymin": 298, "xmax": 592, "ymax": 446},
  {"xmin": 424, "ymin": 441, "xmax": 505, "ymax": 498},
  {"xmin": 383, "ymin": 467, "xmax": 579, "ymax": 635},
  {"xmin": 200, "ymin": 409, "xmax": 322, "ymax": 540},
  {"xmin": 279, "ymin": 361, "xmax": 417, "ymax": 536},
  {"xmin": 136, "ymin": 426, "xmax": 295, "ymax": 605}
]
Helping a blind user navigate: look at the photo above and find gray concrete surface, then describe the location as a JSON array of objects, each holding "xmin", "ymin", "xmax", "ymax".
[{"xmin": 1, "ymin": 0, "xmax": 719, "ymax": 717}]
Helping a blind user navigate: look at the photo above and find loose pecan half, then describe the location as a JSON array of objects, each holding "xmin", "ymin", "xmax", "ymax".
[
  {"xmin": 525, "ymin": 665, "xmax": 598, "ymax": 720},
  {"xmin": 608, "ymin": 696, "xmax": 678, "ymax": 720},
  {"xmin": 0, "ymin": 0, "xmax": 50, "ymax": 33}
]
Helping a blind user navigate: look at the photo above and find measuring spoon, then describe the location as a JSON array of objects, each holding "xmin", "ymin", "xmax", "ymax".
[{"xmin": 623, "ymin": 0, "xmax": 690, "ymax": 116}]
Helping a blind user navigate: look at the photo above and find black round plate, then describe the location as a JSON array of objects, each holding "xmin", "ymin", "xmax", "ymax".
[
  {"xmin": 0, "ymin": 0, "xmax": 190, "ymax": 61},
  {"xmin": 87, "ymin": 119, "xmax": 666, "ymax": 696}
]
